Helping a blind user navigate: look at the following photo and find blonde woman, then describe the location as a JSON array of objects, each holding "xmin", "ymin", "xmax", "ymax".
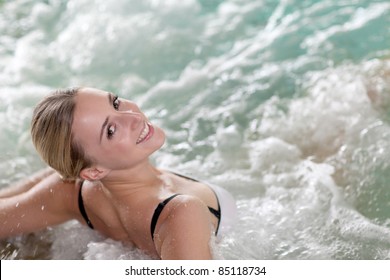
[{"xmin": 0, "ymin": 87, "xmax": 237, "ymax": 260}]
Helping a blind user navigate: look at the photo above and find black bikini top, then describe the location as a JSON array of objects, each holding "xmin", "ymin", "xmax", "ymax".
[{"xmin": 78, "ymin": 175, "xmax": 221, "ymax": 240}]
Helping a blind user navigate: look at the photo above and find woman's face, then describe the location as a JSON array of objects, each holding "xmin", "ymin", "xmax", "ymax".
[{"xmin": 72, "ymin": 87, "xmax": 165, "ymax": 171}]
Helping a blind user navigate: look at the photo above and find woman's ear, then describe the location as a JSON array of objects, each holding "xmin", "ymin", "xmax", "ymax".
[{"xmin": 80, "ymin": 167, "xmax": 110, "ymax": 181}]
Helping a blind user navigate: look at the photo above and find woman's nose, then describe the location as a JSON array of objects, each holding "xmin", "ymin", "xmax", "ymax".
[{"xmin": 121, "ymin": 110, "xmax": 143, "ymax": 130}]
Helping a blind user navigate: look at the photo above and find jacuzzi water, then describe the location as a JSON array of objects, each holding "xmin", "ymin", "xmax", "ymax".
[{"xmin": 0, "ymin": 0, "xmax": 390, "ymax": 260}]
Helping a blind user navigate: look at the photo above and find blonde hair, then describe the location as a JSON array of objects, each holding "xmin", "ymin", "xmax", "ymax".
[{"xmin": 31, "ymin": 88, "xmax": 92, "ymax": 180}]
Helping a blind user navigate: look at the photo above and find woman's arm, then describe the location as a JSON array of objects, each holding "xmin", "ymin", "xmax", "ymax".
[
  {"xmin": 154, "ymin": 196, "xmax": 214, "ymax": 260},
  {"xmin": 0, "ymin": 168, "xmax": 55, "ymax": 198},
  {"xmin": 0, "ymin": 171, "xmax": 80, "ymax": 239}
]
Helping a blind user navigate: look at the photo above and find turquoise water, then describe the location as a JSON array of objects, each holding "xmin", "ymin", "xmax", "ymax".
[{"xmin": 1, "ymin": 0, "xmax": 390, "ymax": 259}]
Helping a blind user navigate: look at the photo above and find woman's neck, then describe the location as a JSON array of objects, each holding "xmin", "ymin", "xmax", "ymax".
[{"xmin": 100, "ymin": 161, "xmax": 163, "ymax": 196}]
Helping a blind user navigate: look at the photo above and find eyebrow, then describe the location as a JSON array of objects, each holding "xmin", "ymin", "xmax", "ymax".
[{"xmin": 99, "ymin": 93, "xmax": 112, "ymax": 143}]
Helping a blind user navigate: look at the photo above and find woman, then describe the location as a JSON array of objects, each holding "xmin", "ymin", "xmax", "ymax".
[{"xmin": 0, "ymin": 87, "xmax": 237, "ymax": 260}]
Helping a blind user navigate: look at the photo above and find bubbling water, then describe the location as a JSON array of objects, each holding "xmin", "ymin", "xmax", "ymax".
[{"xmin": 1, "ymin": 0, "xmax": 390, "ymax": 259}]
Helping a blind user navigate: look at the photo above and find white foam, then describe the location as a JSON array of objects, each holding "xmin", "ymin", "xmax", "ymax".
[{"xmin": 1, "ymin": 0, "xmax": 390, "ymax": 260}]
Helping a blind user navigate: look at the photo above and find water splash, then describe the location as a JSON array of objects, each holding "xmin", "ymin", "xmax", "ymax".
[{"xmin": 1, "ymin": 0, "xmax": 390, "ymax": 259}]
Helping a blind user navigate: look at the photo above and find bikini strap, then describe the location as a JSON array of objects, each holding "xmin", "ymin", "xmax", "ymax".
[
  {"xmin": 78, "ymin": 181, "xmax": 94, "ymax": 229},
  {"xmin": 150, "ymin": 194, "xmax": 181, "ymax": 240}
]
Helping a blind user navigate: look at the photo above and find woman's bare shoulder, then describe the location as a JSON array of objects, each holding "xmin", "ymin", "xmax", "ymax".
[{"xmin": 154, "ymin": 195, "xmax": 214, "ymax": 259}]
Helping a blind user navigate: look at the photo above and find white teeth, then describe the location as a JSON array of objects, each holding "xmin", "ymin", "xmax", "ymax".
[{"xmin": 136, "ymin": 122, "xmax": 150, "ymax": 144}]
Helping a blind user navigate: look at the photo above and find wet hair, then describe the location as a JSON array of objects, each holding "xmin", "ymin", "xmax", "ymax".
[{"xmin": 31, "ymin": 87, "xmax": 92, "ymax": 180}]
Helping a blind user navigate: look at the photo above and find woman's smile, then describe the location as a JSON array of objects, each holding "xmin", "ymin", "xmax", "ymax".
[{"xmin": 136, "ymin": 122, "xmax": 154, "ymax": 144}]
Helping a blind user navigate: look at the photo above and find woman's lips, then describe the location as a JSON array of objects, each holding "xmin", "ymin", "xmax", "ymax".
[{"xmin": 136, "ymin": 122, "xmax": 153, "ymax": 144}]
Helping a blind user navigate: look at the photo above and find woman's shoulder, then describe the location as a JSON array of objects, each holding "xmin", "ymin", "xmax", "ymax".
[
  {"xmin": 151, "ymin": 193, "xmax": 214, "ymax": 235},
  {"xmin": 153, "ymin": 194, "xmax": 214, "ymax": 259},
  {"xmin": 154, "ymin": 194, "xmax": 213, "ymax": 238}
]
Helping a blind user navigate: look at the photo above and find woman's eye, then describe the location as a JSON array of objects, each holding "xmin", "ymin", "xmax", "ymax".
[
  {"xmin": 107, "ymin": 125, "xmax": 116, "ymax": 139},
  {"xmin": 113, "ymin": 95, "xmax": 120, "ymax": 110}
]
